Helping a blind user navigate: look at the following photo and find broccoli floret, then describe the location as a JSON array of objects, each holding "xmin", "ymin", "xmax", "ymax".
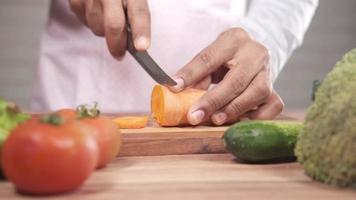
[{"xmin": 295, "ymin": 49, "xmax": 356, "ymax": 188}]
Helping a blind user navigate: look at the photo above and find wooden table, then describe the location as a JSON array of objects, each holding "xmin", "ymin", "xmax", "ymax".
[
  {"xmin": 0, "ymin": 154, "xmax": 355, "ymax": 199},
  {"xmin": 0, "ymin": 110, "xmax": 355, "ymax": 199}
]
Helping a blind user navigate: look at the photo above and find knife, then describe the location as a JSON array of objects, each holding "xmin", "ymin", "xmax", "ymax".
[{"xmin": 125, "ymin": 13, "xmax": 177, "ymax": 86}]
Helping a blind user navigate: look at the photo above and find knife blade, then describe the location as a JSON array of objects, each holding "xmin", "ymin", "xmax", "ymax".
[{"xmin": 125, "ymin": 18, "xmax": 177, "ymax": 86}]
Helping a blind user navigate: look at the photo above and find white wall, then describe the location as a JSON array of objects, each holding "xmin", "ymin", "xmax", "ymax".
[
  {"xmin": 0, "ymin": 0, "xmax": 355, "ymax": 110},
  {"xmin": 0, "ymin": 0, "xmax": 49, "ymax": 108}
]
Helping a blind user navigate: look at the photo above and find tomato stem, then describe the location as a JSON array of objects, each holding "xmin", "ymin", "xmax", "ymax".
[
  {"xmin": 76, "ymin": 102, "xmax": 100, "ymax": 119},
  {"xmin": 41, "ymin": 114, "xmax": 64, "ymax": 125}
]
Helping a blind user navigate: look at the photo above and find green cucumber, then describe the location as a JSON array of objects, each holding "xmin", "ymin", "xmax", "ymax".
[{"xmin": 223, "ymin": 120, "xmax": 303, "ymax": 163}]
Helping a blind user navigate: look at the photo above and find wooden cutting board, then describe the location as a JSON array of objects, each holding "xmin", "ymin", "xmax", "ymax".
[
  {"xmin": 119, "ymin": 125, "xmax": 228, "ymax": 156},
  {"xmin": 116, "ymin": 114, "xmax": 298, "ymax": 157},
  {"xmin": 30, "ymin": 112, "xmax": 300, "ymax": 157}
]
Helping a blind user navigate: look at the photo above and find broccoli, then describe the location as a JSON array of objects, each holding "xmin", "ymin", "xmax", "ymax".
[{"xmin": 295, "ymin": 48, "xmax": 356, "ymax": 188}]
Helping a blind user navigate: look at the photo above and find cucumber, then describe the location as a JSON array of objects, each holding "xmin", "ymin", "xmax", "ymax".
[{"xmin": 223, "ymin": 120, "xmax": 303, "ymax": 163}]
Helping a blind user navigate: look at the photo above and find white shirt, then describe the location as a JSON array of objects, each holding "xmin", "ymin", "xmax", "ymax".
[{"xmin": 31, "ymin": 0, "xmax": 318, "ymax": 113}]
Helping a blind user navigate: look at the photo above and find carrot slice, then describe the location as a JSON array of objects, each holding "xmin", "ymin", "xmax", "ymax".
[
  {"xmin": 113, "ymin": 116, "xmax": 149, "ymax": 129},
  {"xmin": 151, "ymin": 85, "xmax": 206, "ymax": 126}
]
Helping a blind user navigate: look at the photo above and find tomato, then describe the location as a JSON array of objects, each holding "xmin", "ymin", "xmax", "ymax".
[
  {"xmin": 55, "ymin": 108, "xmax": 77, "ymax": 121},
  {"xmin": 2, "ymin": 116, "xmax": 98, "ymax": 195},
  {"xmin": 56, "ymin": 106, "xmax": 122, "ymax": 169},
  {"xmin": 80, "ymin": 116, "xmax": 122, "ymax": 168}
]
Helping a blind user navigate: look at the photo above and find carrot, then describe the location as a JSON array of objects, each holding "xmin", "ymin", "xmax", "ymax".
[
  {"xmin": 113, "ymin": 116, "xmax": 149, "ymax": 129},
  {"xmin": 151, "ymin": 85, "xmax": 206, "ymax": 126}
]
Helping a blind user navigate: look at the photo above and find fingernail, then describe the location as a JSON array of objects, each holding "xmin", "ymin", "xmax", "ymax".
[
  {"xmin": 134, "ymin": 37, "xmax": 149, "ymax": 50},
  {"xmin": 189, "ymin": 110, "xmax": 205, "ymax": 125},
  {"xmin": 171, "ymin": 78, "xmax": 184, "ymax": 92},
  {"xmin": 212, "ymin": 112, "xmax": 227, "ymax": 125}
]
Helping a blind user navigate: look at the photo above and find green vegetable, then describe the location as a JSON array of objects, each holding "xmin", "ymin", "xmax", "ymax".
[
  {"xmin": 0, "ymin": 99, "xmax": 30, "ymax": 170},
  {"xmin": 295, "ymin": 49, "xmax": 356, "ymax": 188},
  {"xmin": 223, "ymin": 120, "xmax": 303, "ymax": 163}
]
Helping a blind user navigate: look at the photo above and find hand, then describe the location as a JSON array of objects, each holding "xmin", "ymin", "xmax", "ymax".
[
  {"xmin": 170, "ymin": 28, "xmax": 284, "ymax": 125},
  {"xmin": 69, "ymin": 0, "xmax": 150, "ymax": 57}
]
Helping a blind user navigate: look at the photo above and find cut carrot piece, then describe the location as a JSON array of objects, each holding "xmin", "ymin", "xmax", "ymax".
[
  {"xmin": 113, "ymin": 116, "xmax": 149, "ymax": 129},
  {"xmin": 151, "ymin": 85, "xmax": 206, "ymax": 126}
]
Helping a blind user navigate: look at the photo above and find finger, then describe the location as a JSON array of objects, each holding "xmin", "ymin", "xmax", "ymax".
[
  {"xmin": 247, "ymin": 90, "xmax": 284, "ymax": 120},
  {"xmin": 211, "ymin": 68, "xmax": 272, "ymax": 125},
  {"xmin": 127, "ymin": 0, "xmax": 150, "ymax": 50},
  {"xmin": 187, "ymin": 41, "xmax": 269, "ymax": 125},
  {"xmin": 103, "ymin": 0, "xmax": 127, "ymax": 58},
  {"xmin": 170, "ymin": 29, "xmax": 246, "ymax": 93},
  {"xmin": 69, "ymin": 0, "xmax": 87, "ymax": 24},
  {"xmin": 191, "ymin": 76, "xmax": 212, "ymax": 90},
  {"xmin": 85, "ymin": 0, "xmax": 104, "ymax": 36}
]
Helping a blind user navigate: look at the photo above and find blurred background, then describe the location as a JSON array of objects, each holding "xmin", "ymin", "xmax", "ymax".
[{"xmin": 0, "ymin": 0, "xmax": 356, "ymax": 111}]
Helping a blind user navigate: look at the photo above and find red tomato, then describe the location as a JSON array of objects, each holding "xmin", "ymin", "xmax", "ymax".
[
  {"xmin": 2, "ymin": 116, "xmax": 98, "ymax": 195},
  {"xmin": 55, "ymin": 108, "xmax": 77, "ymax": 121},
  {"xmin": 80, "ymin": 116, "xmax": 122, "ymax": 168},
  {"xmin": 56, "ymin": 107, "xmax": 122, "ymax": 168}
]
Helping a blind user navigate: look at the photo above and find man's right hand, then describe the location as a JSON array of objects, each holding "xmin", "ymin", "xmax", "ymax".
[{"xmin": 69, "ymin": 0, "xmax": 151, "ymax": 58}]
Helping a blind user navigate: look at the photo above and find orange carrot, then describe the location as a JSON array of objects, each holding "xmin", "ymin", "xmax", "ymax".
[
  {"xmin": 151, "ymin": 85, "xmax": 206, "ymax": 126},
  {"xmin": 113, "ymin": 116, "xmax": 149, "ymax": 129}
]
